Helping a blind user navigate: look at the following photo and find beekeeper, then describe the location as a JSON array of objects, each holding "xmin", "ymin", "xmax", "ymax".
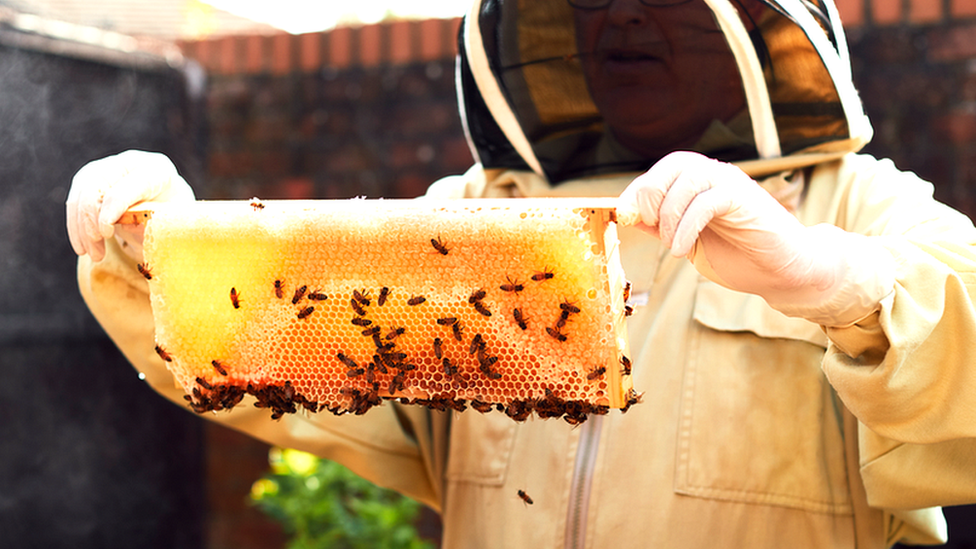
[{"xmin": 66, "ymin": 0, "xmax": 976, "ymax": 547}]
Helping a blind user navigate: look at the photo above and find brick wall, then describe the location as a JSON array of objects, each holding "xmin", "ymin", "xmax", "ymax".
[
  {"xmin": 176, "ymin": 5, "xmax": 976, "ymax": 548},
  {"xmin": 838, "ymin": 0, "xmax": 976, "ymax": 26},
  {"xmin": 850, "ymin": 20, "xmax": 976, "ymax": 218},
  {"xmin": 179, "ymin": 18, "xmax": 470, "ymax": 202}
]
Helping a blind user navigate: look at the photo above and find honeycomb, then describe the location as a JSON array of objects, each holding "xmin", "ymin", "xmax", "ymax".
[{"xmin": 142, "ymin": 198, "xmax": 635, "ymax": 424}]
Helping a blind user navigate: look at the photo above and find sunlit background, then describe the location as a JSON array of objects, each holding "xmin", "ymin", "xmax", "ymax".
[
  {"xmin": 0, "ymin": 0, "xmax": 469, "ymax": 39},
  {"xmin": 202, "ymin": 0, "xmax": 466, "ymax": 34}
]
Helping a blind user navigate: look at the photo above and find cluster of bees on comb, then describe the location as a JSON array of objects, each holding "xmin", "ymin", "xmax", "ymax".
[{"xmin": 150, "ymin": 214, "xmax": 640, "ymax": 425}]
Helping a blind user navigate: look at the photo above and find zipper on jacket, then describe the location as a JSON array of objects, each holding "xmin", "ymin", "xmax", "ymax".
[{"xmin": 564, "ymin": 414, "xmax": 604, "ymax": 549}]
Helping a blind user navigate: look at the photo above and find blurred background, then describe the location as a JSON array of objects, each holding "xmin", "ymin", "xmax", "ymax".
[{"xmin": 0, "ymin": 0, "xmax": 974, "ymax": 548}]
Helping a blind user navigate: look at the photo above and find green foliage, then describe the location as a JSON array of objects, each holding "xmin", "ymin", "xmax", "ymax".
[{"xmin": 250, "ymin": 448, "xmax": 435, "ymax": 549}]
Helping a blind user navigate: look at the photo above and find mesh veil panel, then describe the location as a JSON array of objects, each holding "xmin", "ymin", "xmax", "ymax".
[{"xmin": 459, "ymin": 0, "xmax": 859, "ymax": 183}]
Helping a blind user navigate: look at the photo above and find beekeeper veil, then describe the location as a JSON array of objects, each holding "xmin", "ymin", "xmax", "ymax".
[{"xmin": 456, "ymin": 0, "xmax": 873, "ymax": 183}]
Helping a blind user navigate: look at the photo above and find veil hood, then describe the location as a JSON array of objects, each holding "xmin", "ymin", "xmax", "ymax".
[{"xmin": 456, "ymin": 0, "xmax": 873, "ymax": 182}]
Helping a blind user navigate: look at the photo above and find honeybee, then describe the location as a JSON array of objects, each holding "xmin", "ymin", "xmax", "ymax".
[
  {"xmin": 563, "ymin": 415, "xmax": 585, "ymax": 426},
  {"xmin": 346, "ymin": 367, "xmax": 365, "ymax": 378},
  {"xmin": 559, "ymin": 300, "xmax": 581, "ymax": 315},
  {"xmin": 468, "ymin": 333, "xmax": 484, "ymax": 355},
  {"xmin": 478, "ymin": 355, "xmax": 501, "ymax": 379},
  {"xmin": 292, "ymin": 285, "xmax": 307, "ymax": 304},
  {"xmin": 281, "ymin": 381, "xmax": 296, "ymax": 402},
  {"xmin": 351, "ymin": 298, "xmax": 367, "ymax": 316},
  {"xmin": 186, "ymin": 397, "xmax": 209, "ymax": 414},
  {"xmin": 351, "ymin": 317, "xmax": 372, "ymax": 326},
  {"xmin": 468, "ymin": 288, "xmax": 486, "ymax": 303},
  {"xmin": 377, "ymin": 353, "xmax": 397, "ymax": 370},
  {"xmin": 378, "ymin": 286, "xmax": 390, "ymax": 306},
  {"xmin": 517, "ymin": 490, "xmax": 534, "ymax": 505},
  {"xmin": 436, "ymin": 316, "xmax": 458, "ymax": 326},
  {"xmin": 154, "ymin": 344, "xmax": 173, "ymax": 362},
  {"xmin": 513, "ymin": 308, "xmax": 528, "ymax": 330},
  {"xmin": 274, "ymin": 279, "xmax": 285, "ymax": 299},
  {"xmin": 556, "ymin": 310, "xmax": 569, "ymax": 329},
  {"xmin": 531, "ymin": 268, "xmax": 555, "ymax": 281},
  {"xmin": 446, "ymin": 398, "xmax": 467, "ymax": 413},
  {"xmin": 297, "ymin": 306, "xmax": 314, "ymax": 319},
  {"xmin": 442, "ymin": 357, "xmax": 456, "ymax": 376},
  {"xmin": 353, "ymin": 289, "xmax": 371, "ymax": 306},
  {"xmin": 499, "ymin": 276, "xmax": 524, "ymax": 293},
  {"xmin": 222, "ymin": 388, "xmax": 245, "ymax": 410},
  {"xmin": 623, "ymin": 281, "xmax": 632, "ymax": 302},
  {"xmin": 620, "ymin": 356, "xmax": 632, "ymax": 376},
  {"xmin": 137, "ymin": 263, "xmax": 152, "ymax": 280},
  {"xmin": 471, "ymin": 400, "xmax": 493, "ymax": 413},
  {"xmin": 250, "ymin": 198, "xmax": 265, "ymax": 210},
  {"xmin": 433, "ymin": 338, "xmax": 444, "ymax": 359},
  {"xmin": 385, "ymin": 327, "xmax": 405, "ymax": 340},
  {"xmin": 337, "ymin": 352, "xmax": 358, "ymax": 369},
  {"xmin": 587, "ymin": 366, "xmax": 606, "ymax": 381},
  {"xmin": 390, "ymin": 370, "xmax": 406, "ymax": 393},
  {"xmin": 430, "ymin": 235, "xmax": 450, "ymax": 255},
  {"xmin": 473, "ymin": 301, "xmax": 491, "ymax": 317},
  {"xmin": 546, "ymin": 327, "xmax": 567, "ymax": 342},
  {"xmin": 624, "ymin": 305, "xmax": 634, "ymax": 317},
  {"xmin": 408, "ymin": 296, "xmax": 426, "ymax": 306},
  {"xmin": 211, "ymin": 360, "xmax": 228, "ymax": 376},
  {"xmin": 471, "ymin": 399, "xmax": 491, "ymax": 414},
  {"xmin": 230, "ymin": 287, "xmax": 241, "ymax": 309},
  {"xmin": 308, "ymin": 291, "xmax": 328, "ymax": 301},
  {"xmin": 361, "ymin": 326, "xmax": 380, "ymax": 336},
  {"xmin": 452, "ymin": 321, "xmax": 464, "ymax": 341},
  {"xmin": 622, "ymin": 388, "xmax": 645, "ymax": 412},
  {"xmin": 371, "ymin": 354, "xmax": 388, "ymax": 374},
  {"xmin": 195, "ymin": 376, "xmax": 213, "ymax": 390}
]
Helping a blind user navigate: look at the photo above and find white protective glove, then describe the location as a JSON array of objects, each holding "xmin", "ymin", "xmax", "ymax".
[
  {"xmin": 618, "ymin": 151, "xmax": 895, "ymax": 327},
  {"xmin": 66, "ymin": 150, "xmax": 195, "ymax": 263}
]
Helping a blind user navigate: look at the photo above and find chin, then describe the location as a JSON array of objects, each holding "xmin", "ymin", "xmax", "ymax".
[
  {"xmin": 605, "ymin": 109, "xmax": 705, "ymax": 158},
  {"xmin": 598, "ymin": 92, "xmax": 674, "ymax": 132},
  {"xmin": 593, "ymin": 81, "xmax": 677, "ymax": 116}
]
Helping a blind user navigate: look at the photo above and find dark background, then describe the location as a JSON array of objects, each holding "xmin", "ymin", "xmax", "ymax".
[
  {"xmin": 0, "ymin": 44, "xmax": 206, "ymax": 547},
  {"xmin": 1, "ymin": 12, "xmax": 975, "ymax": 549}
]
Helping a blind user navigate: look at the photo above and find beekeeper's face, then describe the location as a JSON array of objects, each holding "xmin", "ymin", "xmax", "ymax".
[{"xmin": 573, "ymin": 0, "xmax": 748, "ymax": 159}]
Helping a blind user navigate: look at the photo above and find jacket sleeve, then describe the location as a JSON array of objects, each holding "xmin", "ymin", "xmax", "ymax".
[
  {"xmin": 813, "ymin": 154, "xmax": 976, "ymax": 509},
  {"xmin": 77, "ymin": 224, "xmax": 456, "ymax": 512}
]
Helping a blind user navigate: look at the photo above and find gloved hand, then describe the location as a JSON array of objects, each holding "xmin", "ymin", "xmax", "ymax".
[
  {"xmin": 618, "ymin": 151, "xmax": 894, "ymax": 327},
  {"xmin": 66, "ymin": 150, "xmax": 195, "ymax": 263}
]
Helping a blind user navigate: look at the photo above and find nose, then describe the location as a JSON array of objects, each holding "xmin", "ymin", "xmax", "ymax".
[{"xmin": 606, "ymin": 0, "xmax": 651, "ymax": 26}]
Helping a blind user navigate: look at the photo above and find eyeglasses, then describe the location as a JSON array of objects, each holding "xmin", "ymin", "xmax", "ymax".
[{"xmin": 568, "ymin": 0, "xmax": 693, "ymax": 8}]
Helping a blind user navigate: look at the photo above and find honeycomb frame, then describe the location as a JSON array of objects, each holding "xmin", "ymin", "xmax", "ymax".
[{"xmin": 142, "ymin": 198, "xmax": 635, "ymax": 424}]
